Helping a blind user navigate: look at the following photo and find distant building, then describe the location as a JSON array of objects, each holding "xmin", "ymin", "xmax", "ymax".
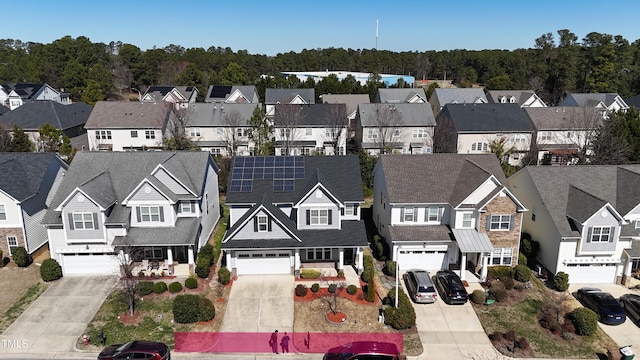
[{"xmin": 281, "ymin": 71, "xmax": 415, "ymax": 87}]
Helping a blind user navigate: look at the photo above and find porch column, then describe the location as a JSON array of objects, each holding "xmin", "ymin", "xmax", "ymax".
[
  {"xmin": 338, "ymin": 249, "xmax": 344, "ymax": 270},
  {"xmin": 167, "ymin": 248, "xmax": 173, "ymax": 265},
  {"xmin": 294, "ymin": 249, "xmax": 300, "ymax": 272},
  {"xmin": 119, "ymin": 249, "xmax": 128, "ymax": 263},
  {"xmin": 459, "ymin": 253, "xmax": 467, "ymax": 281},
  {"xmin": 480, "ymin": 252, "xmax": 489, "ymax": 281},
  {"xmin": 357, "ymin": 248, "xmax": 364, "ymax": 272},
  {"xmin": 187, "ymin": 246, "xmax": 195, "ymax": 265}
]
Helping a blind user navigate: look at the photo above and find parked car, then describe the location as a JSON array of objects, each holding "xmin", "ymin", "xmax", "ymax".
[
  {"xmin": 435, "ymin": 270, "xmax": 468, "ymax": 304},
  {"xmin": 619, "ymin": 293, "xmax": 640, "ymax": 325},
  {"xmin": 576, "ymin": 287, "xmax": 626, "ymax": 325},
  {"xmin": 323, "ymin": 341, "xmax": 400, "ymax": 360},
  {"xmin": 403, "ymin": 269, "xmax": 437, "ymax": 303},
  {"xmin": 98, "ymin": 340, "xmax": 170, "ymax": 360}
]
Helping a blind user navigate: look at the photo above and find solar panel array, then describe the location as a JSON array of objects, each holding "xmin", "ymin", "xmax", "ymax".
[{"xmin": 229, "ymin": 156, "xmax": 305, "ymax": 193}]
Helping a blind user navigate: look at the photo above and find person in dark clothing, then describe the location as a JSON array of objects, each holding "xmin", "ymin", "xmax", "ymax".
[
  {"xmin": 269, "ymin": 330, "xmax": 279, "ymax": 354},
  {"xmin": 280, "ymin": 332, "xmax": 290, "ymax": 353}
]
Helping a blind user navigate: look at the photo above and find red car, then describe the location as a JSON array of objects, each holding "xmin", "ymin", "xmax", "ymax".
[
  {"xmin": 98, "ymin": 340, "xmax": 170, "ymax": 360},
  {"xmin": 323, "ymin": 341, "xmax": 400, "ymax": 360}
]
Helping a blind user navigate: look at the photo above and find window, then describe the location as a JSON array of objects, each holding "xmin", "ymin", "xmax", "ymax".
[
  {"xmin": 402, "ymin": 207, "xmax": 415, "ymax": 222},
  {"xmin": 344, "ymin": 204, "xmax": 358, "ymax": 217},
  {"xmin": 590, "ymin": 226, "xmax": 611, "ymax": 242},
  {"xmin": 139, "ymin": 206, "xmax": 161, "ymax": 222},
  {"xmin": 306, "ymin": 128, "xmax": 313, "ymax": 136},
  {"xmin": 257, "ymin": 215, "xmax": 268, "ymax": 232},
  {"xmin": 279, "ymin": 128, "xmax": 291, "ymax": 138},
  {"xmin": 635, "ymin": 220, "xmax": 640, "ymax": 229},
  {"xmin": 7, "ymin": 236, "xmax": 18, "ymax": 255},
  {"xmin": 566, "ymin": 131, "xmax": 573, "ymax": 138},
  {"xmin": 512, "ymin": 134, "xmax": 525, "ymax": 144},
  {"xmin": 180, "ymin": 202, "xmax": 194, "ymax": 214},
  {"xmin": 95, "ymin": 130, "xmax": 112, "ymax": 140},
  {"xmin": 413, "ymin": 129, "xmax": 426, "ymax": 138},
  {"xmin": 145, "ymin": 130, "xmax": 155, "ymax": 139},
  {"xmin": 426, "ymin": 207, "xmax": 439, "ymax": 222},
  {"xmin": 209, "ymin": 148, "xmax": 221, "ymax": 155},
  {"xmin": 490, "ymin": 248, "xmax": 513, "ymax": 266},
  {"xmin": 190, "ymin": 128, "xmax": 201, "ymax": 137},
  {"xmin": 72, "ymin": 212, "xmax": 94, "ymax": 230},
  {"xmin": 540, "ymin": 131, "xmax": 552, "ymax": 141},
  {"xmin": 326, "ymin": 129, "xmax": 336, "ymax": 139},
  {"xmin": 0, "ymin": 204, "xmax": 5, "ymax": 220},
  {"xmin": 307, "ymin": 248, "xmax": 331, "ymax": 260},
  {"xmin": 471, "ymin": 142, "xmax": 487, "ymax": 151},
  {"xmin": 367, "ymin": 129, "xmax": 378, "ymax": 139},
  {"xmin": 489, "ymin": 215, "xmax": 511, "ymax": 230},
  {"xmin": 130, "ymin": 130, "xmax": 138, "ymax": 138},
  {"xmin": 393, "ymin": 129, "xmax": 401, "ymax": 137},
  {"xmin": 236, "ymin": 128, "xmax": 243, "ymax": 138},
  {"xmin": 310, "ymin": 209, "xmax": 329, "ymax": 225},
  {"xmin": 462, "ymin": 213, "xmax": 472, "ymax": 228}
]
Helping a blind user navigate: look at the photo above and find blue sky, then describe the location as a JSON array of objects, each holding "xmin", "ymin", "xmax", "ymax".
[{"xmin": 6, "ymin": 0, "xmax": 640, "ymax": 55}]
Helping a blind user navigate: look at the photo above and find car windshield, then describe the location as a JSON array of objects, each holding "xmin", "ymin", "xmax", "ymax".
[
  {"xmin": 418, "ymin": 286, "xmax": 435, "ymax": 292},
  {"xmin": 115, "ymin": 342, "xmax": 133, "ymax": 353}
]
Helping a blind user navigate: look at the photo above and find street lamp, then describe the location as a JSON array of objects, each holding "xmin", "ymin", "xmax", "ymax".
[
  {"xmin": 394, "ymin": 245, "xmax": 401, "ymax": 308},
  {"xmin": 131, "ymin": 87, "xmax": 141, "ymax": 102}
]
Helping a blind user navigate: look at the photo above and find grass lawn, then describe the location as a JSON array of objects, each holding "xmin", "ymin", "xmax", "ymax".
[{"xmin": 0, "ymin": 264, "xmax": 48, "ymax": 333}]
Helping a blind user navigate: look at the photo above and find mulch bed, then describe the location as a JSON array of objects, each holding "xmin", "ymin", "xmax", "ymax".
[
  {"xmin": 295, "ymin": 287, "xmax": 377, "ymax": 306},
  {"xmin": 118, "ymin": 311, "xmax": 143, "ymax": 325}
]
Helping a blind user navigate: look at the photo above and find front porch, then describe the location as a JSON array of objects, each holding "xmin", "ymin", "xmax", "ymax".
[{"xmin": 132, "ymin": 261, "xmax": 191, "ymax": 277}]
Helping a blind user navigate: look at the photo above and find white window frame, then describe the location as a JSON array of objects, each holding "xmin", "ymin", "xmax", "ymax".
[
  {"xmin": 72, "ymin": 212, "xmax": 94, "ymax": 230},
  {"xmin": 489, "ymin": 248, "xmax": 513, "ymax": 266},
  {"xmin": 540, "ymin": 131, "xmax": 552, "ymax": 141},
  {"xmin": 412, "ymin": 129, "xmax": 425, "ymax": 138},
  {"xmin": 0, "ymin": 204, "xmax": 6, "ymax": 220},
  {"xmin": 306, "ymin": 128, "xmax": 313, "ymax": 136},
  {"xmin": 130, "ymin": 130, "xmax": 138, "ymax": 138},
  {"xmin": 489, "ymin": 215, "xmax": 511, "ymax": 231},
  {"xmin": 393, "ymin": 129, "xmax": 401, "ymax": 137},
  {"xmin": 7, "ymin": 236, "xmax": 18, "ymax": 255},
  {"xmin": 180, "ymin": 202, "xmax": 193, "ymax": 214},
  {"xmin": 140, "ymin": 206, "xmax": 160, "ymax": 222},
  {"xmin": 635, "ymin": 220, "xmax": 640, "ymax": 229},
  {"xmin": 367, "ymin": 129, "xmax": 378, "ymax": 140},
  {"xmin": 145, "ymin": 130, "xmax": 156, "ymax": 139},
  {"xmin": 307, "ymin": 248, "xmax": 331, "ymax": 260},
  {"xmin": 590, "ymin": 226, "xmax": 611, "ymax": 242},
  {"xmin": 426, "ymin": 206, "xmax": 439, "ymax": 222},
  {"xmin": 190, "ymin": 128, "xmax": 201, "ymax": 137},
  {"xmin": 310, "ymin": 209, "xmax": 329, "ymax": 225},
  {"xmin": 462, "ymin": 213, "xmax": 473, "ymax": 228},
  {"xmin": 403, "ymin": 207, "xmax": 415, "ymax": 222},
  {"xmin": 257, "ymin": 215, "xmax": 268, "ymax": 232}
]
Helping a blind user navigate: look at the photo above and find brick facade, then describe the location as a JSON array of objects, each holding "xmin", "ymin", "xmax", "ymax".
[
  {"xmin": 479, "ymin": 194, "xmax": 522, "ymax": 266},
  {"xmin": 0, "ymin": 227, "xmax": 25, "ymax": 257}
]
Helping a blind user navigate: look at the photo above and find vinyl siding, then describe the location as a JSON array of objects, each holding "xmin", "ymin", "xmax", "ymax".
[
  {"xmin": 62, "ymin": 193, "xmax": 104, "ymax": 241},
  {"xmin": 153, "ymin": 168, "xmax": 191, "ymax": 195}
]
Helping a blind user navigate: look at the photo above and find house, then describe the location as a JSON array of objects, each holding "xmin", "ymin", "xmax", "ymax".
[
  {"xmin": 205, "ymin": 85, "xmax": 259, "ymax": 104},
  {"xmin": 355, "ymin": 103, "xmax": 436, "ymax": 155},
  {"xmin": 0, "ymin": 101, "xmax": 92, "ymax": 150},
  {"xmin": 186, "ymin": 102, "xmax": 261, "ymax": 156},
  {"xmin": 281, "ymin": 71, "xmax": 415, "ymax": 87},
  {"xmin": 559, "ymin": 93, "xmax": 629, "ymax": 117},
  {"xmin": 321, "ymin": 94, "xmax": 370, "ymax": 137},
  {"xmin": 273, "ymin": 103, "xmax": 347, "ymax": 156},
  {"xmin": 508, "ymin": 165, "xmax": 640, "ymax": 284},
  {"xmin": 372, "ymin": 154, "xmax": 526, "ymax": 280},
  {"xmin": 0, "ymin": 83, "xmax": 71, "ymax": 111},
  {"xmin": 222, "ymin": 155, "xmax": 367, "ymax": 276},
  {"xmin": 428, "ymin": 88, "xmax": 487, "ymax": 116},
  {"xmin": 486, "ymin": 90, "xmax": 547, "ymax": 107},
  {"xmin": 0, "ymin": 153, "xmax": 68, "ymax": 259},
  {"xmin": 265, "ymin": 88, "xmax": 315, "ymax": 118},
  {"xmin": 375, "ymin": 88, "xmax": 427, "ymax": 104},
  {"xmin": 141, "ymin": 86, "xmax": 198, "ymax": 109},
  {"xmin": 434, "ymin": 103, "xmax": 536, "ymax": 166},
  {"xmin": 85, "ymin": 101, "xmax": 176, "ymax": 151},
  {"xmin": 42, "ymin": 151, "xmax": 220, "ymax": 275},
  {"xmin": 525, "ymin": 107, "xmax": 603, "ymax": 165}
]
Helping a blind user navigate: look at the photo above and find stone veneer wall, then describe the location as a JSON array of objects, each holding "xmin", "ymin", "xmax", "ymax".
[
  {"xmin": 0, "ymin": 227, "xmax": 24, "ymax": 258},
  {"xmin": 479, "ymin": 195, "xmax": 522, "ymax": 266}
]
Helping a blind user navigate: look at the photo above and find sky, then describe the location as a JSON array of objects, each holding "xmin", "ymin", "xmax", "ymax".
[{"xmin": 6, "ymin": 0, "xmax": 640, "ymax": 56}]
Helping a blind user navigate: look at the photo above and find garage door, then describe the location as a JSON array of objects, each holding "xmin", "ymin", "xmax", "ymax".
[
  {"xmin": 62, "ymin": 254, "xmax": 120, "ymax": 275},
  {"xmin": 564, "ymin": 263, "xmax": 618, "ymax": 283},
  {"xmin": 236, "ymin": 251, "xmax": 291, "ymax": 275},
  {"xmin": 398, "ymin": 247, "xmax": 447, "ymax": 271}
]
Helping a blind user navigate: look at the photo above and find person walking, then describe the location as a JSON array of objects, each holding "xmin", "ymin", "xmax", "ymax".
[
  {"xmin": 280, "ymin": 332, "xmax": 290, "ymax": 353},
  {"xmin": 269, "ymin": 330, "xmax": 279, "ymax": 354}
]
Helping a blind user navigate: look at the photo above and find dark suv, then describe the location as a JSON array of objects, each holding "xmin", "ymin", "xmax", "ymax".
[
  {"xmin": 98, "ymin": 340, "xmax": 170, "ymax": 360},
  {"xmin": 435, "ymin": 270, "xmax": 468, "ymax": 305}
]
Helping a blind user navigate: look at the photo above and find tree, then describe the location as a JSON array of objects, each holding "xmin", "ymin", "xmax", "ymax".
[
  {"xmin": 319, "ymin": 278, "xmax": 347, "ymax": 316},
  {"xmin": 323, "ymin": 104, "xmax": 347, "ymax": 155},
  {"xmin": 81, "ymin": 79, "xmax": 105, "ymax": 106},
  {"xmin": 613, "ymin": 107, "xmax": 640, "ymax": 162},
  {"xmin": 590, "ymin": 116, "xmax": 631, "ymax": 165},
  {"xmin": 369, "ymin": 104, "xmax": 402, "ymax": 154},
  {"xmin": 163, "ymin": 106, "xmax": 198, "ymax": 150},
  {"xmin": 220, "ymin": 62, "xmax": 248, "ymax": 85},
  {"xmin": 425, "ymin": 81, "xmax": 440, "ymax": 100},
  {"xmin": 38, "ymin": 123, "xmax": 71, "ymax": 156},
  {"xmin": 247, "ymin": 105, "xmax": 272, "ymax": 155},
  {"xmin": 10, "ymin": 125, "xmax": 33, "ymax": 152},
  {"xmin": 489, "ymin": 137, "xmax": 518, "ymax": 177},
  {"xmin": 222, "ymin": 110, "xmax": 245, "ymax": 156},
  {"xmin": 274, "ymin": 104, "xmax": 304, "ymax": 155},
  {"xmin": 114, "ymin": 237, "xmax": 141, "ymax": 316},
  {"xmin": 0, "ymin": 124, "xmax": 12, "ymax": 151}
]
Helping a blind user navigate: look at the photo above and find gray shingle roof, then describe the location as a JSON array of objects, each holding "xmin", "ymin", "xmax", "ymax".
[
  {"xmin": 188, "ymin": 103, "xmax": 260, "ymax": 127},
  {"xmin": 142, "ymin": 86, "xmax": 197, "ymax": 102},
  {"xmin": 321, "ymin": 94, "xmax": 370, "ymax": 117},
  {"xmin": 1, "ymin": 83, "xmax": 47, "ymax": 99},
  {"xmin": 273, "ymin": 103, "xmax": 347, "ymax": 127},
  {"xmin": 559, "ymin": 93, "xmax": 624, "ymax": 108},
  {"xmin": 85, "ymin": 101, "xmax": 172, "ymax": 129},
  {"xmin": 524, "ymin": 106, "xmax": 603, "ymax": 131},
  {"xmin": 439, "ymin": 103, "xmax": 535, "ymax": 133},
  {"xmin": 265, "ymin": 88, "xmax": 315, "ymax": 104},
  {"xmin": 0, "ymin": 153, "xmax": 66, "ymax": 201},
  {"xmin": 486, "ymin": 90, "xmax": 536, "ymax": 105},
  {"xmin": 431, "ymin": 88, "xmax": 487, "ymax": 106},
  {"xmin": 376, "ymin": 88, "xmax": 427, "ymax": 103},
  {"xmin": 388, "ymin": 224, "xmax": 453, "ymax": 242},
  {"xmin": 0, "ymin": 101, "xmax": 91, "ymax": 130},
  {"xmin": 357, "ymin": 103, "xmax": 436, "ymax": 127}
]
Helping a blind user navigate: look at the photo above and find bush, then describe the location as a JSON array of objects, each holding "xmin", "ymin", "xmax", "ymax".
[
  {"xmin": 328, "ymin": 283, "xmax": 337, "ymax": 293},
  {"xmin": 173, "ymin": 294, "xmax": 200, "ymax": 323},
  {"xmin": 365, "ymin": 283, "xmax": 376, "ymax": 302},
  {"xmin": 490, "ymin": 280, "xmax": 505, "ymax": 291},
  {"xmin": 218, "ymin": 267, "xmax": 231, "ymax": 285},
  {"xmin": 487, "ymin": 266, "xmax": 513, "ymax": 280},
  {"xmin": 383, "ymin": 260, "xmax": 396, "ymax": 277},
  {"xmin": 154, "ymin": 281, "xmax": 167, "ymax": 294},
  {"xmin": 40, "ymin": 258, "xmax": 62, "ymax": 282},
  {"xmin": 361, "ymin": 267, "xmax": 373, "ymax": 283},
  {"xmin": 492, "ymin": 289, "xmax": 508, "ymax": 302},
  {"xmin": 372, "ymin": 235, "xmax": 387, "ymax": 260},
  {"xmin": 185, "ymin": 277, "xmax": 198, "ymax": 289},
  {"xmin": 553, "ymin": 271, "xmax": 569, "ymax": 291},
  {"xmin": 12, "ymin": 246, "xmax": 30, "ymax": 267},
  {"xmin": 311, "ymin": 283, "xmax": 320, "ymax": 292},
  {"xmin": 518, "ymin": 253, "xmax": 527, "ymax": 266},
  {"xmin": 137, "ymin": 281, "xmax": 155, "ymax": 296},
  {"xmin": 347, "ymin": 284, "xmax": 358, "ymax": 295},
  {"xmin": 199, "ymin": 244, "xmax": 215, "ymax": 266},
  {"xmin": 363, "ymin": 255, "xmax": 374, "ymax": 269},
  {"xmin": 300, "ymin": 269, "xmax": 321, "ymax": 279},
  {"xmin": 514, "ymin": 264, "xmax": 532, "ymax": 282},
  {"xmin": 295, "ymin": 284, "xmax": 308, "ymax": 297},
  {"xmin": 195, "ymin": 256, "xmax": 210, "ymax": 278},
  {"xmin": 571, "ymin": 307, "xmax": 598, "ymax": 336},
  {"xmin": 384, "ymin": 287, "xmax": 416, "ymax": 329},
  {"xmin": 337, "ymin": 270, "xmax": 344, "ymax": 278},
  {"xmin": 500, "ymin": 276, "xmax": 515, "ymax": 290},
  {"xmin": 168, "ymin": 281, "xmax": 183, "ymax": 293},
  {"xmin": 198, "ymin": 297, "xmax": 215, "ymax": 322}
]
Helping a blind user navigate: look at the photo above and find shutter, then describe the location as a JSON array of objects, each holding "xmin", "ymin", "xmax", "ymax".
[
  {"xmin": 68, "ymin": 213, "xmax": 75, "ymax": 230},
  {"xmin": 328, "ymin": 209, "xmax": 332, "ymax": 225},
  {"xmin": 609, "ymin": 226, "xmax": 615, "ymax": 242},
  {"xmin": 354, "ymin": 205, "xmax": 358, "ymax": 216},
  {"xmin": 254, "ymin": 217, "xmax": 258, "ymax": 232},
  {"xmin": 268, "ymin": 218, "xmax": 272, "ymax": 231},
  {"xmin": 509, "ymin": 215, "xmax": 515, "ymax": 230},
  {"xmin": 306, "ymin": 210, "xmax": 311, "ymax": 225},
  {"xmin": 190, "ymin": 202, "xmax": 195, "ymax": 213},
  {"xmin": 486, "ymin": 214, "xmax": 491, "ymax": 230},
  {"xmin": 400, "ymin": 208, "xmax": 405, "ymax": 223},
  {"xmin": 586, "ymin": 227, "xmax": 592, "ymax": 243},
  {"xmin": 341, "ymin": 208, "xmax": 345, "ymax": 216},
  {"xmin": 159, "ymin": 207, "xmax": 164, "ymax": 222},
  {"xmin": 92, "ymin": 213, "xmax": 98, "ymax": 230},
  {"xmin": 136, "ymin": 207, "xmax": 141, "ymax": 222}
]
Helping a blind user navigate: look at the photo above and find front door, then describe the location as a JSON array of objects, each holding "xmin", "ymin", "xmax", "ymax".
[
  {"xmin": 173, "ymin": 246, "xmax": 187, "ymax": 263},
  {"xmin": 344, "ymin": 248, "xmax": 355, "ymax": 265}
]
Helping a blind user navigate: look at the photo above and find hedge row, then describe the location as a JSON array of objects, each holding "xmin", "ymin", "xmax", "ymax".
[{"xmin": 384, "ymin": 287, "xmax": 416, "ymax": 329}]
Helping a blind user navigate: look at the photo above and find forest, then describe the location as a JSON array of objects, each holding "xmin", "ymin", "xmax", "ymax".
[{"xmin": 0, "ymin": 29, "xmax": 639, "ymax": 107}]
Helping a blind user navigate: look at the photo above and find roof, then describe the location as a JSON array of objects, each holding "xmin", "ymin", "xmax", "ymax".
[
  {"xmin": 0, "ymin": 105, "xmax": 9, "ymax": 115},
  {"xmin": 265, "ymin": 88, "xmax": 315, "ymax": 104},
  {"xmin": 439, "ymin": 103, "xmax": 535, "ymax": 133},
  {"xmin": 142, "ymin": 86, "xmax": 197, "ymax": 102},
  {"xmin": 376, "ymin": 88, "xmax": 427, "ymax": 103},
  {"xmin": 321, "ymin": 94, "xmax": 370, "ymax": 117},
  {"xmin": 357, "ymin": 103, "xmax": 436, "ymax": 127},
  {"xmin": 273, "ymin": 103, "xmax": 347, "ymax": 127},
  {"xmin": 388, "ymin": 224, "xmax": 454, "ymax": 242},
  {"xmin": 431, "ymin": 88, "xmax": 487, "ymax": 106},
  {"xmin": 205, "ymin": 85, "xmax": 259, "ymax": 103},
  {"xmin": 559, "ymin": 93, "xmax": 628, "ymax": 109},
  {"xmin": 524, "ymin": 107, "xmax": 603, "ymax": 131},
  {"xmin": 1, "ymin": 83, "xmax": 48, "ymax": 99},
  {"xmin": 451, "ymin": 228, "xmax": 494, "ymax": 252},
  {"xmin": 188, "ymin": 103, "xmax": 260, "ymax": 127},
  {"xmin": 0, "ymin": 153, "xmax": 66, "ymax": 201},
  {"xmin": 85, "ymin": 101, "xmax": 172, "ymax": 129},
  {"xmin": 486, "ymin": 90, "xmax": 537, "ymax": 106},
  {"xmin": 377, "ymin": 154, "xmax": 507, "ymax": 205},
  {"xmin": 0, "ymin": 101, "xmax": 91, "ymax": 130}
]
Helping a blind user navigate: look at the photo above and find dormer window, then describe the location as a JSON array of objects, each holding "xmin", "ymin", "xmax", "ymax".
[
  {"xmin": 589, "ymin": 226, "xmax": 611, "ymax": 242},
  {"xmin": 139, "ymin": 206, "xmax": 163, "ymax": 222},
  {"xmin": 257, "ymin": 215, "xmax": 268, "ymax": 232},
  {"xmin": 180, "ymin": 202, "xmax": 195, "ymax": 214},
  {"xmin": 307, "ymin": 209, "xmax": 331, "ymax": 225},
  {"xmin": 72, "ymin": 212, "xmax": 95, "ymax": 230},
  {"xmin": 401, "ymin": 207, "xmax": 415, "ymax": 222}
]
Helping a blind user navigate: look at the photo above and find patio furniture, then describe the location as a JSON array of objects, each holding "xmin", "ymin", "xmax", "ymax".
[
  {"xmin": 150, "ymin": 261, "xmax": 159, "ymax": 271},
  {"xmin": 141, "ymin": 259, "xmax": 149, "ymax": 271},
  {"xmin": 161, "ymin": 260, "xmax": 169, "ymax": 271}
]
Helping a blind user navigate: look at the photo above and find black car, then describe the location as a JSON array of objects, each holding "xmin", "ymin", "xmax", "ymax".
[
  {"xmin": 576, "ymin": 287, "xmax": 626, "ymax": 325},
  {"xmin": 435, "ymin": 270, "xmax": 468, "ymax": 304},
  {"xmin": 98, "ymin": 340, "xmax": 170, "ymax": 360},
  {"xmin": 619, "ymin": 293, "xmax": 640, "ymax": 326}
]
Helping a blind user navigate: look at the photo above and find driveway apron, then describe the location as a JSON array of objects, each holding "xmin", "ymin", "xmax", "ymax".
[
  {"xmin": 0, "ymin": 275, "xmax": 117, "ymax": 354},
  {"xmin": 221, "ymin": 275, "xmax": 294, "ymax": 334}
]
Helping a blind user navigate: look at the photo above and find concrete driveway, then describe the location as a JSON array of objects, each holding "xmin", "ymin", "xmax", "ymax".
[
  {"xmin": 221, "ymin": 275, "xmax": 294, "ymax": 333},
  {"xmin": 0, "ymin": 275, "xmax": 116, "ymax": 355}
]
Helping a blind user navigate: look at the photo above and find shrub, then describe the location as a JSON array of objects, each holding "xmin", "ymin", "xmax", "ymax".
[
  {"xmin": 492, "ymin": 289, "xmax": 508, "ymax": 302},
  {"xmin": 12, "ymin": 247, "xmax": 30, "ymax": 267},
  {"xmin": 553, "ymin": 271, "xmax": 569, "ymax": 291},
  {"xmin": 185, "ymin": 277, "xmax": 198, "ymax": 289},
  {"xmin": 40, "ymin": 258, "xmax": 62, "ymax": 282},
  {"xmin": 168, "ymin": 281, "xmax": 183, "ymax": 293},
  {"xmin": 361, "ymin": 267, "xmax": 373, "ymax": 283},
  {"xmin": 363, "ymin": 254, "xmax": 374, "ymax": 269},
  {"xmin": 347, "ymin": 284, "xmax": 358, "ymax": 295},
  {"xmin": 518, "ymin": 253, "xmax": 528, "ymax": 266},
  {"xmin": 500, "ymin": 276, "xmax": 515, "ymax": 290},
  {"xmin": 137, "ymin": 271, "xmax": 145, "ymax": 278},
  {"xmin": 295, "ymin": 284, "xmax": 308, "ymax": 297},
  {"xmin": 337, "ymin": 270, "xmax": 344, "ymax": 278},
  {"xmin": 173, "ymin": 294, "xmax": 200, "ymax": 323},
  {"xmin": 470, "ymin": 289, "xmax": 486, "ymax": 304},
  {"xmin": 328, "ymin": 283, "xmax": 337, "ymax": 293},
  {"xmin": 490, "ymin": 280, "xmax": 505, "ymax": 291},
  {"xmin": 199, "ymin": 244, "xmax": 215, "ymax": 265},
  {"xmin": 154, "ymin": 281, "xmax": 167, "ymax": 294},
  {"xmin": 514, "ymin": 264, "xmax": 532, "ymax": 282},
  {"xmin": 517, "ymin": 337, "xmax": 530, "ymax": 350},
  {"xmin": 539, "ymin": 309, "xmax": 561, "ymax": 333},
  {"xmin": 198, "ymin": 297, "xmax": 215, "ymax": 322},
  {"xmin": 311, "ymin": 283, "xmax": 320, "ymax": 292},
  {"xmin": 384, "ymin": 287, "xmax": 416, "ymax": 329},
  {"xmin": 300, "ymin": 269, "xmax": 321, "ymax": 279},
  {"xmin": 218, "ymin": 267, "xmax": 231, "ymax": 285},
  {"xmin": 487, "ymin": 266, "xmax": 513, "ymax": 280},
  {"xmin": 195, "ymin": 256, "xmax": 210, "ymax": 278},
  {"xmin": 383, "ymin": 260, "xmax": 396, "ymax": 277},
  {"xmin": 571, "ymin": 307, "xmax": 598, "ymax": 336},
  {"xmin": 372, "ymin": 235, "xmax": 387, "ymax": 260},
  {"xmin": 365, "ymin": 283, "xmax": 376, "ymax": 302},
  {"xmin": 137, "ymin": 281, "xmax": 155, "ymax": 296}
]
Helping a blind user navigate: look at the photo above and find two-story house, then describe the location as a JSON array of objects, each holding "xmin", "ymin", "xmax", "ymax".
[
  {"xmin": 0, "ymin": 153, "xmax": 67, "ymax": 259},
  {"xmin": 265, "ymin": 88, "xmax": 315, "ymax": 118},
  {"xmin": 428, "ymin": 88, "xmax": 487, "ymax": 117},
  {"xmin": 222, "ymin": 155, "xmax": 367, "ymax": 276},
  {"xmin": 373, "ymin": 154, "xmax": 526, "ymax": 281},
  {"xmin": 205, "ymin": 85, "xmax": 260, "ymax": 104},
  {"xmin": 354, "ymin": 103, "xmax": 436, "ymax": 155},
  {"xmin": 321, "ymin": 94, "xmax": 370, "ymax": 138},
  {"xmin": 0, "ymin": 83, "xmax": 71, "ymax": 110},
  {"xmin": 559, "ymin": 93, "xmax": 629, "ymax": 118},
  {"xmin": 508, "ymin": 165, "xmax": 640, "ymax": 284},
  {"xmin": 42, "ymin": 151, "xmax": 220, "ymax": 275},
  {"xmin": 375, "ymin": 88, "xmax": 428, "ymax": 104},
  {"xmin": 273, "ymin": 103, "xmax": 347, "ymax": 156},
  {"xmin": 435, "ymin": 103, "xmax": 536, "ymax": 166},
  {"xmin": 141, "ymin": 86, "xmax": 198, "ymax": 109},
  {"xmin": 486, "ymin": 90, "xmax": 547, "ymax": 108}
]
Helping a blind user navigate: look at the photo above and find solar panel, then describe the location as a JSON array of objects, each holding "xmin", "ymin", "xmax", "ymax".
[{"xmin": 230, "ymin": 156, "xmax": 304, "ymax": 192}]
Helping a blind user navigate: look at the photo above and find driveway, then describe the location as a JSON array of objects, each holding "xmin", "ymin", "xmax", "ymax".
[
  {"xmin": 221, "ymin": 275, "xmax": 294, "ymax": 333},
  {"xmin": 0, "ymin": 275, "xmax": 116, "ymax": 355}
]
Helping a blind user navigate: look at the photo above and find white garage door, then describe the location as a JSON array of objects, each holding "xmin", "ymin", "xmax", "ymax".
[
  {"xmin": 62, "ymin": 254, "xmax": 120, "ymax": 275},
  {"xmin": 564, "ymin": 263, "xmax": 618, "ymax": 283},
  {"xmin": 398, "ymin": 247, "xmax": 447, "ymax": 271},
  {"xmin": 236, "ymin": 251, "xmax": 291, "ymax": 275}
]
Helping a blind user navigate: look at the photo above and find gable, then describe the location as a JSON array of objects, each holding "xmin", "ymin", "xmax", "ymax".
[
  {"xmin": 153, "ymin": 167, "xmax": 191, "ymax": 195},
  {"xmin": 127, "ymin": 181, "xmax": 170, "ymax": 203},
  {"xmin": 226, "ymin": 209, "xmax": 293, "ymax": 240},
  {"xmin": 297, "ymin": 185, "xmax": 342, "ymax": 207}
]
